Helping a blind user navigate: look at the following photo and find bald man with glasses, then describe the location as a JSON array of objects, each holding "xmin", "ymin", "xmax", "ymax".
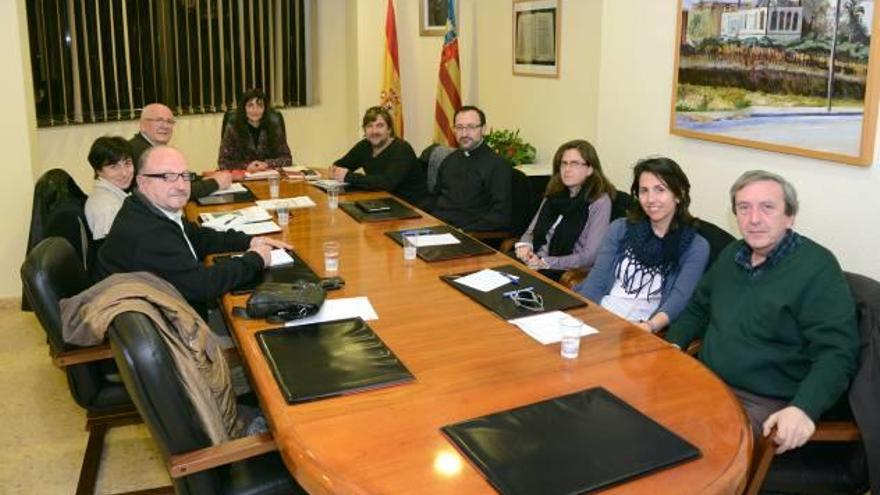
[
  {"xmin": 130, "ymin": 103, "xmax": 232, "ymax": 199},
  {"xmin": 96, "ymin": 146, "xmax": 290, "ymax": 319}
]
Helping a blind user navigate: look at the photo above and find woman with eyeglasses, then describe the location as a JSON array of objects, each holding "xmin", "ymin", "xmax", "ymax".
[
  {"xmin": 218, "ymin": 88, "xmax": 292, "ymax": 173},
  {"xmin": 84, "ymin": 136, "xmax": 135, "ymax": 240},
  {"xmin": 576, "ymin": 157, "xmax": 709, "ymax": 333},
  {"xmin": 514, "ymin": 139, "xmax": 616, "ymax": 281}
]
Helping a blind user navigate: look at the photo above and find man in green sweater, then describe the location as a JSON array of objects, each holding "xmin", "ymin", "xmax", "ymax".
[{"xmin": 666, "ymin": 170, "xmax": 858, "ymax": 455}]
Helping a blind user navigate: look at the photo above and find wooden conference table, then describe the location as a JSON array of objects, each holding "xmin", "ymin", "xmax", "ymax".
[{"xmin": 190, "ymin": 178, "xmax": 751, "ymax": 494}]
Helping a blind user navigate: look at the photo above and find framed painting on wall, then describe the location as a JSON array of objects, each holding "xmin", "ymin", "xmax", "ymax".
[
  {"xmin": 513, "ymin": 0, "xmax": 560, "ymax": 77},
  {"xmin": 671, "ymin": 0, "xmax": 880, "ymax": 166},
  {"xmin": 421, "ymin": 0, "xmax": 448, "ymax": 36}
]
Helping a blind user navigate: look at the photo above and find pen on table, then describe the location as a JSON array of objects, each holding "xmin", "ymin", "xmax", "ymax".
[
  {"xmin": 400, "ymin": 228, "xmax": 433, "ymax": 236},
  {"xmin": 500, "ymin": 272, "xmax": 520, "ymax": 285},
  {"xmin": 222, "ymin": 215, "xmax": 237, "ymax": 226}
]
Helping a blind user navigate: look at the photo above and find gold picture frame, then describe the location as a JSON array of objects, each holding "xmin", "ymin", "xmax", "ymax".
[
  {"xmin": 420, "ymin": 0, "xmax": 448, "ymax": 37},
  {"xmin": 670, "ymin": 0, "xmax": 880, "ymax": 166},
  {"xmin": 512, "ymin": 0, "xmax": 560, "ymax": 78}
]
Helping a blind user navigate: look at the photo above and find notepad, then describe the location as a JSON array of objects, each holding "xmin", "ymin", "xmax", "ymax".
[
  {"xmin": 508, "ymin": 311, "xmax": 598, "ymax": 345},
  {"xmin": 255, "ymin": 196, "xmax": 317, "ymax": 210},
  {"xmin": 452, "ymin": 268, "xmax": 518, "ymax": 293}
]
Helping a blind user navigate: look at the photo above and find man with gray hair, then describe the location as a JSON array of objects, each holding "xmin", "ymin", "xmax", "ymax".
[
  {"xmin": 130, "ymin": 103, "xmax": 232, "ymax": 199},
  {"xmin": 666, "ymin": 170, "xmax": 858, "ymax": 455}
]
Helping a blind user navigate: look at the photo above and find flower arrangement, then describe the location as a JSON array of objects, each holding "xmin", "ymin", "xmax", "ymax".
[{"xmin": 484, "ymin": 128, "xmax": 536, "ymax": 166}]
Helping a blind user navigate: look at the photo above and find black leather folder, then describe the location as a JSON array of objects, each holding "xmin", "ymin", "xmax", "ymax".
[
  {"xmin": 440, "ymin": 264, "xmax": 585, "ymax": 319},
  {"xmin": 339, "ymin": 197, "xmax": 422, "ymax": 223},
  {"xmin": 256, "ymin": 317, "xmax": 415, "ymax": 404},
  {"xmin": 195, "ymin": 184, "xmax": 256, "ymax": 206},
  {"xmin": 385, "ymin": 225, "xmax": 494, "ymax": 261},
  {"xmin": 214, "ymin": 249, "xmax": 319, "ymax": 293},
  {"xmin": 441, "ymin": 387, "xmax": 701, "ymax": 495}
]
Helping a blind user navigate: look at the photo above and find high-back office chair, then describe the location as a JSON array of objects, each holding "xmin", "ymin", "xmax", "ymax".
[
  {"xmin": 471, "ymin": 167, "xmax": 538, "ymax": 250},
  {"xmin": 694, "ymin": 218, "xmax": 735, "ymax": 269},
  {"xmin": 21, "ymin": 237, "xmax": 138, "ymax": 495},
  {"xmin": 220, "ymin": 108, "xmax": 288, "ymax": 141},
  {"xmin": 23, "ymin": 168, "xmax": 92, "ymax": 310},
  {"xmin": 743, "ymin": 271, "xmax": 880, "ymax": 495},
  {"xmin": 109, "ymin": 311, "xmax": 305, "ymax": 495},
  {"xmin": 419, "ymin": 143, "xmax": 455, "ymax": 194}
]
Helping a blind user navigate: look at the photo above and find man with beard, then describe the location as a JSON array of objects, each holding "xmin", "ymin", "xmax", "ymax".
[{"xmin": 327, "ymin": 106, "xmax": 427, "ymax": 206}]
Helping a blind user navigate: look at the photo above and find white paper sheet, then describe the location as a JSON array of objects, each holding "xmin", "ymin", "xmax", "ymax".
[
  {"xmin": 411, "ymin": 233, "xmax": 461, "ymax": 247},
  {"xmin": 508, "ymin": 311, "xmax": 598, "ymax": 345},
  {"xmin": 284, "ymin": 297, "xmax": 379, "ymax": 327},
  {"xmin": 233, "ymin": 221, "xmax": 281, "ymax": 235},
  {"xmin": 244, "ymin": 170, "xmax": 280, "ymax": 180},
  {"xmin": 269, "ymin": 249, "xmax": 295, "ymax": 267},
  {"xmin": 255, "ymin": 196, "xmax": 317, "ymax": 210},
  {"xmin": 452, "ymin": 268, "xmax": 519, "ymax": 293},
  {"xmin": 209, "ymin": 182, "xmax": 249, "ymax": 195}
]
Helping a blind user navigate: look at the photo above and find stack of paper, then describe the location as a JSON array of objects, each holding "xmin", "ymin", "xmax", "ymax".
[
  {"xmin": 452, "ymin": 268, "xmax": 519, "ymax": 293},
  {"xmin": 244, "ymin": 170, "xmax": 280, "ymax": 180},
  {"xmin": 508, "ymin": 311, "xmax": 599, "ymax": 345},
  {"xmin": 255, "ymin": 196, "xmax": 317, "ymax": 210},
  {"xmin": 200, "ymin": 206, "xmax": 273, "ymax": 231},
  {"xmin": 209, "ymin": 183, "xmax": 249, "ymax": 195}
]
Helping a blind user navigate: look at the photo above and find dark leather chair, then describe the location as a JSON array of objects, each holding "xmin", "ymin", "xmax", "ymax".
[
  {"xmin": 743, "ymin": 271, "xmax": 880, "ymax": 495},
  {"xmin": 23, "ymin": 169, "xmax": 92, "ymax": 309},
  {"xmin": 220, "ymin": 108, "xmax": 287, "ymax": 141},
  {"xmin": 21, "ymin": 237, "xmax": 138, "ymax": 495},
  {"xmin": 694, "ymin": 218, "xmax": 735, "ymax": 269},
  {"xmin": 471, "ymin": 167, "xmax": 538, "ymax": 249},
  {"xmin": 109, "ymin": 311, "xmax": 305, "ymax": 495}
]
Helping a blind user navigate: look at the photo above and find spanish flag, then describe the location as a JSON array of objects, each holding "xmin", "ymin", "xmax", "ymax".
[
  {"xmin": 433, "ymin": 0, "xmax": 461, "ymax": 147},
  {"xmin": 380, "ymin": 0, "xmax": 404, "ymax": 137}
]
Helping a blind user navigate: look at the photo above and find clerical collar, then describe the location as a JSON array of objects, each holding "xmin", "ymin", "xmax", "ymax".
[{"xmin": 462, "ymin": 139, "xmax": 484, "ymax": 157}]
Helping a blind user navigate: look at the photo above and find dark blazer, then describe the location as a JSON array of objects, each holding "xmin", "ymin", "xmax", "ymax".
[
  {"xmin": 95, "ymin": 192, "xmax": 263, "ymax": 318},
  {"xmin": 128, "ymin": 133, "xmax": 219, "ymax": 199}
]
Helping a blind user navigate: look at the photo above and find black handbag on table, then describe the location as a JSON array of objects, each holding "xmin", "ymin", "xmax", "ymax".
[{"xmin": 246, "ymin": 281, "xmax": 326, "ymax": 323}]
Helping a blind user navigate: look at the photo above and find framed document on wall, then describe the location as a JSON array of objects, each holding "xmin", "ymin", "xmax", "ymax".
[
  {"xmin": 513, "ymin": 0, "xmax": 560, "ymax": 77},
  {"xmin": 420, "ymin": 0, "xmax": 448, "ymax": 36}
]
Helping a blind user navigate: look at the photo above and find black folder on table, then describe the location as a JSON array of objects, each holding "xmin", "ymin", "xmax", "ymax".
[
  {"xmin": 440, "ymin": 264, "xmax": 585, "ymax": 320},
  {"xmin": 339, "ymin": 197, "xmax": 422, "ymax": 223},
  {"xmin": 441, "ymin": 387, "xmax": 701, "ymax": 495},
  {"xmin": 195, "ymin": 184, "xmax": 256, "ymax": 206},
  {"xmin": 256, "ymin": 317, "xmax": 414, "ymax": 404},
  {"xmin": 385, "ymin": 225, "xmax": 494, "ymax": 261},
  {"xmin": 214, "ymin": 249, "xmax": 319, "ymax": 293}
]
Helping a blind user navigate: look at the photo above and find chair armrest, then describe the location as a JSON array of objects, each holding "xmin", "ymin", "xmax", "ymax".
[
  {"xmin": 168, "ymin": 431, "xmax": 277, "ymax": 478},
  {"xmin": 812, "ymin": 421, "xmax": 861, "ymax": 442},
  {"xmin": 685, "ymin": 339, "xmax": 702, "ymax": 357},
  {"xmin": 559, "ymin": 269, "xmax": 588, "ymax": 289},
  {"xmin": 499, "ymin": 238, "xmax": 517, "ymax": 254},
  {"xmin": 52, "ymin": 344, "xmax": 114, "ymax": 368}
]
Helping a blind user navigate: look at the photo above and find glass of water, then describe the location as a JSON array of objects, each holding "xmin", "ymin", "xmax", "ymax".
[
  {"xmin": 276, "ymin": 205, "xmax": 290, "ymax": 226},
  {"xmin": 323, "ymin": 241, "xmax": 340, "ymax": 273},
  {"xmin": 268, "ymin": 175, "xmax": 280, "ymax": 199},
  {"xmin": 559, "ymin": 316, "xmax": 582, "ymax": 359},
  {"xmin": 327, "ymin": 185, "xmax": 339, "ymax": 209},
  {"xmin": 403, "ymin": 234, "xmax": 418, "ymax": 261}
]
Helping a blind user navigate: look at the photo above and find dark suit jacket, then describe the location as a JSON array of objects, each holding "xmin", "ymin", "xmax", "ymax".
[
  {"xmin": 128, "ymin": 133, "xmax": 219, "ymax": 199},
  {"xmin": 95, "ymin": 192, "xmax": 263, "ymax": 318}
]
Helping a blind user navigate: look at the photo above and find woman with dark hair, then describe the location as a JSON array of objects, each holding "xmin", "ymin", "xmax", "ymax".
[
  {"xmin": 84, "ymin": 136, "xmax": 134, "ymax": 240},
  {"xmin": 514, "ymin": 139, "xmax": 615, "ymax": 281},
  {"xmin": 218, "ymin": 88, "xmax": 292, "ymax": 172},
  {"xmin": 576, "ymin": 156, "xmax": 709, "ymax": 333}
]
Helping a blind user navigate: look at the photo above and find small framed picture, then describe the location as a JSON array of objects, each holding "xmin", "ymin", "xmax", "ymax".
[
  {"xmin": 513, "ymin": 0, "xmax": 560, "ymax": 78},
  {"xmin": 421, "ymin": 0, "xmax": 448, "ymax": 37}
]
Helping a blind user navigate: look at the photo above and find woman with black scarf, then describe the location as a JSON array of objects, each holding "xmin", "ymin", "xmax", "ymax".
[
  {"xmin": 576, "ymin": 157, "xmax": 709, "ymax": 333},
  {"xmin": 514, "ymin": 140, "xmax": 616, "ymax": 281}
]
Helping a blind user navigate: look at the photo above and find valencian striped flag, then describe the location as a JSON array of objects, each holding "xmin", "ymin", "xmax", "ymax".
[
  {"xmin": 380, "ymin": 0, "xmax": 404, "ymax": 137},
  {"xmin": 432, "ymin": 0, "xmax": 461, "ymax": 146}
]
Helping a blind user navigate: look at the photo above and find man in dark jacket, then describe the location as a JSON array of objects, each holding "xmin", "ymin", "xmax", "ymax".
[
  {"xmin": 430, "ymin": 105, "xmax": 512, "ymax": 232},
  {"xmin": 130, "ymin": 103, "xmax": 232, "ymax": 199},
  {"xmin": 96, "ymin": 146, "xmax": 290, "ymax": 318}
]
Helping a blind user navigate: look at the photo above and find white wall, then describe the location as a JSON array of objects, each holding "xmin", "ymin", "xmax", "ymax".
[
  {"xmin": 0, "ymin": 0, "xmax": 39, "ymax": 298},
  {"xmin": 596, "ymin": 1, "xmax": 880, "ymax": 279}
]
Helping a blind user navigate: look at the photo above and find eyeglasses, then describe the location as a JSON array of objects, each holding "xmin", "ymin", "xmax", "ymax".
[
  {"xmin": 140, "ymin": 172, "xmax": 198, "ymax": 182},
  {"xmin": 561, "ymin": 160, "xmax": 589, "ymax": 168},
  {"xmin": 454, "ymin": 124, "xmax": 483, "ymax": 132},
  {"xmin": 144, "ymin": 117, "xmax": 176, "ymax": 126},
  {"xmin": 503, "ymin": 286, "xmax": 545, "ymax": 312}
]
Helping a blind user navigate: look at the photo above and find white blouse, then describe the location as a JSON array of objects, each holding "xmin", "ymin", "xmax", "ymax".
[{"xmin": 84, "ymin": 177, "xmax": 129, "ymax": 240}]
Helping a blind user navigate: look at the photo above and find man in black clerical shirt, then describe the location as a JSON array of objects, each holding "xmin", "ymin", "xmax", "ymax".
[
  {"xmin": 327, "ymin": 106, "xmax": 427, "ymax": 206},
  {"xmin": 430, "ymin": 105, "xmax": 512, "ymax": 232},
  {"xmin": 130, "ymin": 103, "xmax": 232, "ymax": 200}
]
